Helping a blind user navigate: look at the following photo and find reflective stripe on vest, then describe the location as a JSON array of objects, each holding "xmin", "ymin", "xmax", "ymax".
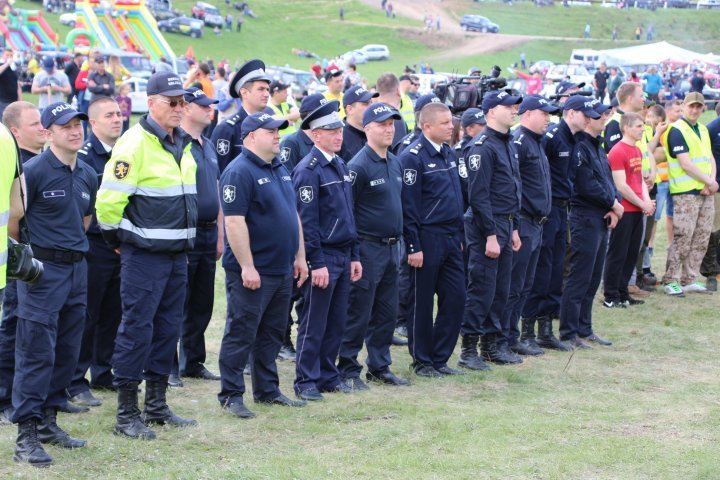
[
  {"xmin": 667, "ymin": 120, "xmax": 713, "ymax": 194},
  {"xmin": 268, "ymin": 102, "xmax": 298, "ymax": 138}
]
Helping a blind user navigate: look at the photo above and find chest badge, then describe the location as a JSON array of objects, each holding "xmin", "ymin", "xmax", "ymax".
[
  {"xmin": 114, "ymin": 161, "xmax": 130, "ymax": 179},
  {"xmin": 299, "ymin": 186, "xmax": 314, "ymax": 203},
  {"xmin": 223, "ymin": 185, "xmax": 236, "ymax": 203},
  {"xmin": 468, "ymin": 155, "xmax": 481, "ymax": 171},
  {"xmin": 216, "ymin": 139, "xmax": 230, "ymax": 156},
  {"xmin": 403, "ymin": 169, "xmax": 417, "ymax": 185}
]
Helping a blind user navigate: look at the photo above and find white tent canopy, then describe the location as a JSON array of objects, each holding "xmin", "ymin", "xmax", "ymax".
[{"xmin": 595, "ymin": 42, "xmax": 710, "ymax": 67}]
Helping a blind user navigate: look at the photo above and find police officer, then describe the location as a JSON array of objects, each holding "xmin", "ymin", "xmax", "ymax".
[
  {"xmin": 394, "ymin": 93, "xmax": 441, "ymax": 156},
  {"xmin": 454, "ymin": 107, "xmax": 486, "ymax": 209},
  {"xmin": 96, "ymin": 72, "xmax": 197, "ymax": 440},
  {"xmin": 171, "ymin": 87, "xmax": 222, "ymax": 386},
  {"xmin": 292, "ymin": 100, "xmax": 362, "ymax": 400},
  {"xmin": 279, "ymin": 94, "xmax": 327, "ymax": 173},
  {"xmin": 0, "ymin": 101, "xmax": 45, "ymax": 424},
  {"xmin": 560, "ymin": 99, "xmax": 622, "ymax": 349},
  {"xmin": 67, "ymin": 96, "xmax": 123, "ymax": 407},
  {"xmin": 12, "ymin": 102, "xmax": 96, "ymax": 466},
  {"xmin": 211, "ymin": 59, "xmax": 273, "ymax": 172},
  {"xmin": 522, "ymin": 96, "xmax": 596, "ymax": 352},
  {"xmin": 399, "ymin": 101, "xmax": 465, "ymax": 377},
  {"xmin": 337, "ymin": 103, "xmax": 410, "ymax": 389},
  {"xmin": 338, "ymin": 85, "xmax": 378, "ymax": 161},
  {"xmin": 267, "ymin": 80, "xmax": 299, "ymax": 139},
  {"xmin": 459, "ymin": 91, "xmax": 523, "ymax": 368},
  {"xmin": 218, "ymin": 112, "xmax": 308, "ymax": 418},
  {"xmin": 502, "ymin": 96, "xmax": 559, "ymax": 357}
]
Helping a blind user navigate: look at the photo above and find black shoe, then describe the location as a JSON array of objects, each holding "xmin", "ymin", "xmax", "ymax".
[
  {"xmin": 37, "ymin": 408, "xmax": 86, "ymax": 448},
  {"xmin": 706, "ymin": 277, "xmax": 718, "ymax": 292},
  {"xmin": 277, "ymin": 344, "xmax": 296, "ymax": 361},
  {"xmin": 391, "ymin": 335, "xmax": 408, "ymax": 346},
  {"xmin": 14, "ymin": 419, "xmax": 53, "ymax": 467},
  {"xmin": 498, "ymin": 344, "xmax": 523, "ymax": 364},
  {"xmin": 622, "ymin": 296, "xmax": 645, "ymax": 306},
  {"xmin": 519, "ymin": 317, "xmax": 544, "ymax": 356},
  {"xmin": 395, "ymin": 325, "xmax": 408, "ymax": 338},
  {"xmin": 481, "ymin": 335, "xmax": 522, "ymax": 365},
  {"xmin": 0, "ymin": 407, "xmax": 13, "ymax": 425},
  {"xmin": 603, "ymin": 299, "xmax": 627, "ymax": 309},
  {"xmin": 223, "ymin": 400, "xmax": 256, "ymax": 419},
  {"xmin": 366, "ymin": 370, "xmax": 410, "ymax": 386},
  {"xmin": 69, "ymin": 390, "xmax": 102, "ymax": 407},
  {"xmin": 536, "ymin": 317, "xmax": 572, "ymax": 351},
  {"xmin": 581, "ymin": 333, "xmax": 613, "ymax": 346},
  {"xmin": 412, "ymin": 364, "xmax": 442, "ymax": 378},
  {"xmin": 168, "ymin": 374, "xmax": 184, "ymax": 387},
  {"xmin": 321, "ymin": 382, "xmax": 353, "ymax": 394},
  {"xmin": 183, "ymin": 367, "xmax": 220, "ymax": 380},
  {"xmin": 458, "ymin": 334, "xmax": 491, "ymax": 370},
  {"xmin": 259, "ymin": 394, "xmax": 306, "ymax": 407},
  {"xmin": 58, "ymin": 401, "xmax": 89, "ymax": 414},
  {"xmin": 296, "ymin": 387, "xmax": 324, "ymax": 402},
  {"xmin": 509, "ymin": 340, "xmax": 543, "ymax": 356},
  {"xmin": 436, "ymin": 365, "xmax": 465, "ymax": 375},
  {"xmin": 90, "ymin": 382, "xmax": 117, "ymax": 392},
  {"xmin": 114, "ymin": 383, "xmax": 156, "ymax": 440},
  {"xmin": 143, "ymin": 380, "xmax": 197, "ymax": 427},
  {"xmin": 342, "ymin": 377, "xmax": 370, "ymax": 391},
  {"xmin": 563, "ymin": 337, "xmax": 592, "ymax": 350}
]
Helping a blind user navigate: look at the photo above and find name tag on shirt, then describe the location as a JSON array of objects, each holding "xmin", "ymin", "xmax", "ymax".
[
  {"xmin": 370, "ymin": 178, "xmax": 386, "ymax": 187},
  {"xmin": 281, "ymin": 175, "xmax": 292, "ymax": 182},
  {"xmin": 258, "ymin": 178, "xmax": 270, "ymax": 185},
  {"xmin": 559, "ymin": 151, "xmax": 569, "ymax": 158},
  {"xmin": 43, "ymin": 190, "xmax": 65, "ymax": 198},
  {"xmin": 81, "ymin": 192, "xmax": 90, "ymax": 200}
]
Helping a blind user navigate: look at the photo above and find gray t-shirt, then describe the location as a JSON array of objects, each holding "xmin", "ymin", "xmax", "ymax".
[{"xmin": 32, "ymin": 70, "xmax": 71, "ymax": 109}]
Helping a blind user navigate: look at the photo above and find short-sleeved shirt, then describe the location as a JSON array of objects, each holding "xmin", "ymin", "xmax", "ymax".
[
  {"xmin": 32, "ymin": 70, "xmax": 71, "ymax": 109},
  {"xmin": 608, "ymin": 141, "xmax": 643, "ymax": 212},
  {"xmin": 190, "ymin": 136, "xmax": 220, "ymax": 222},
  {"xmin": 0, "ymin": 63, "xmax": 19, "ymax": 103},
  {"xmin": 220, "ymin": 147, "xmax": 298, "ymax": 275},
  {"xmin": 24, "ymin": 149, "xmax": 97, "ymax": 252}
]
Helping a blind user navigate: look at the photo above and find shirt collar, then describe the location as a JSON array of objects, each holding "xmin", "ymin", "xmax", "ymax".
[
  {"xmin": 146, "ymin": 114, "xmax": 177, "ymax": 143},
  {"xmin": 519, "ymin": 125, "xmax": 543, "ymax": 142},
  {"xmin": 485, "ymin": 125, "xmax": 512, "ymax": 141},
  {"xmin": 425, "ymin": 137, "xmax": 442, "ymax": 153},
  {"xmin": 241, "ymin": 146, "xmax": 275, "ymax": 168},
  {"xmin": 316, "ymin": 147, "xmax": 335, "ymax": 162}
]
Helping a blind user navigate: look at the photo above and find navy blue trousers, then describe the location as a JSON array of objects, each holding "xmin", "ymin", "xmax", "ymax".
[
  {"xmin": 395, "ymin": 238, "xmax": 414, "ymax": 329},
  {"xmin": 112, "ymin": 244, "xmax": 187, "ymax": 387},
  {"xmin": 559, "ymin": 210, "xmax": 609, "ymax": 341},
  {"xmin": 68, "ymin": 234, "xmax": 121, "ymax": 396},
  {"xmin": 462, "ymin": 216, "xmax": 513, "ymax": 337},
  {"xmin": 12, "ymin": 260, "xmax": 87, "ymax": 423},
  {"xmin": 338, "ymin": 239, "xmax": 398, "ymax": 379},
  {"xmin": 407, "ymin": 230, "xmax": 465, "ymax": 369},
  {"xmin": 523, "ymin": 204, "xmax": 567, "ymax": 319},
  {"xmin": 218, "ymin": 269, "xmax": 291, "ymax": 403},
  {"xmin": 294, "ymin": 248, "xmax": 351, "ymax": 393},
  {"xmin": 0, "ymin": 280, "xmax": 18, "ymax": 411}
]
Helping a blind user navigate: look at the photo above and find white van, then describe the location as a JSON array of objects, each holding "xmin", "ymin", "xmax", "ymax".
[{"xmin": 569, "ymin": 49, "xmax": 601, "ymax": 67}]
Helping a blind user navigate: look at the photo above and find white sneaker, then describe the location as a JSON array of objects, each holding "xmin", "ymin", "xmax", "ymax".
[
  {"xmin": 663, "ymin": 281, "xmax": 685, "ymax": 296},
  {"xmin": 682, "ymin": 282, "xmax": 707, "ymax": 293}
]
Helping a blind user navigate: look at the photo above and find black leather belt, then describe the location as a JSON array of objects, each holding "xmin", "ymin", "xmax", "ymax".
[
  {"xmin": 197, "ymin": 220, "xmax": 217, "ymax": 229},
  {"xmin": 494, "ymin": 213, "xmax": 514, "ymax": 221},
  {"xmin": 520, "ymin": 212, "xmax": 549, "ymax": 225},
  {"xmin": 358, "ymin": 234, "xmax": 400, "ymax": 245},
  {"xmin": 552, "ymin": 199, "xmax": 569, "ymax": 208},
  {"xmin": 32, "ymin": 246, "xmax": 84, "ymax": 264}
]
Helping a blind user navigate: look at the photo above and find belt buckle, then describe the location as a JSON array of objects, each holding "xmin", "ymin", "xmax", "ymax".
[
  {"xmin": 538, "ymin": 216, "xmax": 549, "ymax": 225},
  {"xmin": 387, "ymin": 237, "xmax": 398, "ymax": 245}
]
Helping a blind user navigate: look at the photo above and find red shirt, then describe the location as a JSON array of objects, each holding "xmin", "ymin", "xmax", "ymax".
[{"xmin": 608, "ymin": 141, "xmax": 643, "ymax": 213}]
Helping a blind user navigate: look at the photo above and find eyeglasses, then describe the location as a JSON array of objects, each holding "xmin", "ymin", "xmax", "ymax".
[{"xmin": 157, "ymin": 97, "xmax": 186, "ymax": 108}]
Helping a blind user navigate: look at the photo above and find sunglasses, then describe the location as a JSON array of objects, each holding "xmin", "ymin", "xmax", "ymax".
[{"xmin": 157, "ymin": 97, "xmax": 186, "ymax": 108}]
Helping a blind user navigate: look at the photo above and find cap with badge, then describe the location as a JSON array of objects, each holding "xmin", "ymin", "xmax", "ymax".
[
  {"xmin": 269, "ymin": 80, "xmax": 290, "ymax": 94},
  {"xmin": 461, "ymin": 108, "xmax": 486, "ymax": 127},
  {"xmin": 414, "ymin": 93, "xmax": 442, "ymax": 113},
  {"xmin": 590, "ymin": 98, "xmax": 611, "ymax": 115},
  {"xmin": 229, "ymin": 59, "xmax": 271, "ymax": 99},
  {"xmin": 241, "ymin": 112, "xmax": 289, "ymax": 140},
  {"xmin": 481, "ymin": 90, "xmax": 522, "ymax": 114},
  {"xmin": 184, "ymin": 86, "xmax": 219, "ymax": 106},
  {"xmin": 362, "ymin": 102, "xmax": 401, "ymax": 126},
  {"xmin": 343, "ymin": 85, "xmax": 379, "ymax": 106},
  {"xmin": 147, "ymin": 71, "xmax": 186, "ymax": 97},
  {"xmin": 556, "ymin": 81, "xmax": 585, "ymax": 95},
  {"xmin": 41, "ymin": 102, "xmax": 88, "ymax": 129},
  {"xmin": 684, "ymin": 92, "xmax": 704, "ymax": 106},
  {"xmin": 300, "ymin": 100, "xmax": 344, "ymax": 131},
  {"xmin": 518, "ymin": 95, "xmax": 560, "ymax": 115},
  {"xmin": 562, "ymin": 95, "xmax": 600, "ymax": 119},
  {"xmin": 299, "ymin": 93, "xmax": 328, "ymax": 115}
]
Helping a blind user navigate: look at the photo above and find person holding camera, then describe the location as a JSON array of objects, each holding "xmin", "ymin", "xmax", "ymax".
[{"xmin": 11, "ymin": 102, "xmax": 97, "ymax": 467}]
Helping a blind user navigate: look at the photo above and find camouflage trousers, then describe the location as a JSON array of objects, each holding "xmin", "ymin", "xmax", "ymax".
[
  {"xmin": 699, "ymin": 194, "xmax": 720, "ymax": 277},
  {"xmin": 663, "ymin": 194, "xmax": 715, "ymax": 285}
]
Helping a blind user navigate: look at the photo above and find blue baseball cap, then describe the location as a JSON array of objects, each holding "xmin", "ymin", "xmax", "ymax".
[
  {"xmin": 184, "ymin": 87, "xmax": 219, "ymax": 106},
  {"xmin": 555, "ymin": 81, "xmax": 585, "ymax": 95},
  {"xmin": 241, "ymin": 112, "xmax": 289, "ymax": 140},
  {"xmin": 362, "ymin": 103, "xmax": 401, "ymax": 127},
  {"xmin": 414, "ymin": 93, "xmax": 441, "ymax": 113},
  {"xmin": 563, "ymin": 95, "xmax": 600, "ymax": 119},
  {"xmin": 42, "ymin": 56, "xmax": 55, "ymax": 71},
  {"xmin": 147, "ymin": 71, "xmax": 186, "ymax": 97},
  {"xmin": 460, "ymin": 108, "xmax": 486, "ymax": 128},
  {"xmin": 41, "ymin": 102, "xmax": 88, "ymax": 129},
  {"xmin": 343, "ymin": 85, "xmax": 379, "ymax": 106},
  {"xmin": 518, "ymin": 95, "xmax": 560, "ymax": 115},
  {"xmin": 229, "ymin": 59, "xmax": 271, "ymax": 99},
  {"xmin": 301, "ymin": 100, "xmax": 344, "ymax": 131},
  {"xmin": 591, "ymin": 98, "xmax": 611, "ymax": 115},
  {"xmin": 481, "ymin": 90, "xmax": 522, "ymax": 114},
  {"xmin": 299, "ymin": 93, "xmax": 328, "ymax": 115}
]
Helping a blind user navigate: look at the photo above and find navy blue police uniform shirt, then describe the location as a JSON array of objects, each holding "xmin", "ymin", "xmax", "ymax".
[
  {"xmin": 393, "ymin": 126, "xmax": 420, "ymax": 156},
  {"xmin": 219, "ymin": 147, "xmax": 299, "ymax": 276},
  {"xmin": 347, "ymin": 144, "xmax": 403, "ymax": 238},
  {"xmin": 211, "ymin": 106, "xmax": 275, "ymax": 173},
  {"xmin": 399, "ymin": 135, "xmax": 464, "ymax": 254},
  {"xmin": 191, "ymin": 135, "xmax": 220, "ymax": 222},
  {"xmin": 19, "ymin": 148, "xmax": 37, "ymax": 163},
  {"xmin": 603, "ymin": 112, "xmax": 623, "ymax": 153},
  {"xmin": 513, "ymin": 126, "xmax": 552, "ymax": 219},
  {"xmin": 707, "ymin": 115, "xmax": 720, "ymax": 183},
  {"xmin": 77, "ymin": 133, "xmax": 111, "ymax": 236},
  {"xmin": 543, "ymin": 119, "xmax": 577, "ymax": 201},
  {"xmin": 453, "ymin": 133, "xmax": 472, "ymax": 210},
  {"xmin": 571, "ymin": 131, "xmax": 620, "ymax": 213},
  {"xmin": 24, "ymin": 149, "xmax": 98, "ymax": 253},
  {"xmin": 464, "ymin": 127, "xmax": 521, "ymax": 237},
  {"xmin": 279, "ymin": 129, "xmax": 314, "ymax": 173},
  {"xmin": 339, "ymin": 123, "xmax": 367, "ymax": 163},
  {"xmin": 292, "ymin": 146, "xmax": 359, "ymax": 269}
]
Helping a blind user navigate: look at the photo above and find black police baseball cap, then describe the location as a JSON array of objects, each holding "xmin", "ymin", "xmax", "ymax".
[
  {"xmin": 556, "ymin": 81, "xmax": 585, "ymax": 95},
  {"xmin": 343, "ymin": 85, "xmax": 379, "ymax": 107},
  {"xmin": 241, "ymin": 112, "xmax": 289, "ymax": 140},
  {"xmin": 147, "ymin": 71, "xmax": 186, "ymax": 97},
  {"xmin": 362, "ymin": 103, "xmax": 401, "ymax": 127},
  {"xmin": 414, "ymin": 93, "xmax": 441, "ymax": 113},
  {"xmin": 41, "ymin": 102, "xmax": 88, "ymax": 129},
  {"xmin": 184, "ymin": 87, "xmax": 219, "ymax": 106},
  {"xmin": 563, "ymin": 95, "xmax": 600, "ymax": 119},
  {"xmin": 482, "ymin": 90, "xmax": 522, "ymax": 114},
  {"xmin": 229, "ymin": 59, "xmax": 271, "ymax": 99},
  {"xmin": 299, "ymin": 93, "xmax": 328, "ymax": 115},
  {"xmin": 301, "ymin": 100, "xmax": 343, "ymax": 131},
  {"xmin": 518, "ymin": 95, "xmax": 560, "ymax": 115},
  {"xmin": 460, "ymin": 108, "xmax": 486, "ymax": 128},
  {"xmin": 591, "ymin": 98, "xmax": 611, "ymax": 115},
  {"xmin": 269, "ymin": 80, "xmax": 290, "ymax": 94}
]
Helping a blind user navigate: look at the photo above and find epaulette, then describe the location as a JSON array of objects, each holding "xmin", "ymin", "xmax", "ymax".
[
  {"xmin": 402, "ymin": 133, "xmax": 415, "ymax": 145},
  {"xmin": 514, "ymin": 134, "xmax": 524, "ymax": 145},
  {"xmin": 454, "ymin": 139, "xmax": 465, "ymax": 151},
  {"xmin": 474, "ymin": 134, "xmax": 487, "ymax": 146},
  {"xmin": 409, "ymin": 143, "xmax": 422, "ymax": 155},
  {"xmin": 307, "ymin": 157, "xmax": 319, "ymax": 169},
  {"xmin": 78, "ymin": 142, "xmax": 91, "ymax": 156},
  {"xmin": 226, "ymin": 113, "xmax": 242, "ymax": 126}
]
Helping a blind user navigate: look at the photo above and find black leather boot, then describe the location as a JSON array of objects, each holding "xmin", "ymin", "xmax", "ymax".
[
  {"xmin": 481, "ymin": 333, "xmax": 518, "ymax": 364},
  {"xmin": 517, "ymin": 317, "xmax": 544, "ymax": 356},
  {"xmin": 535, "ymin": 316, "xmax": 572, "ymax": 351},
  {"xmin": 14, "ymin": 419, "xmax": 53, "ymax": 466},
  {"xmin": 143, "ymin": 379, "xmax": 197, "ymax": 428},
  {"xmin": 37, "ymin": 408, "xmax": 86, "ymax": 448},
  {"xmin": 458, "ymin": 334, "xmax": 491, "ymax": 370},
  {"xmin": 114, "ymin": 382, "xmax": 156, "ymax": 440}
]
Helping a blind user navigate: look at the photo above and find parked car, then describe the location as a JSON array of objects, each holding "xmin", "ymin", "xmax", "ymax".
[
  {"xmin": 459, "ymin": 14, "xmax": 499, "ymax": 33},
  {"xmin": 339, "ymin": 50, "xmax": 368, "ymax": 66},
  {"xmin": 359, "ymin": 44, "xmax": 390, "ymax": 61},
  {"xmin": 545, "ymin": 64, "xmax": 593, "ymax": 87},
  {"xmin": 123, "ymin": 77, "xmax": 149, "ymax": 114},
  {"xmin": 158, "ymin": 17, "xmax": 204, "ymax": 38},
  {"xmin": 191, "ymin": 2, "xmax": 223, "ymax": 27},
  {"xmin": 150, "ymin": 7, "xmax": 181, "ymax": 21},
  {"xmin": 96, "ymin": 48, "xmax": 154, "ymax": 79},
  {"xmin": 265, "ymin": 65, "xmax": 327, "ymax": 100},
  {"xmin": 666, "ymin": 0, "xmax": 690, "ymax": 7},
  {"xmin": 59, "ymin": 12, "xmax": 76, "ymax": 27}
]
